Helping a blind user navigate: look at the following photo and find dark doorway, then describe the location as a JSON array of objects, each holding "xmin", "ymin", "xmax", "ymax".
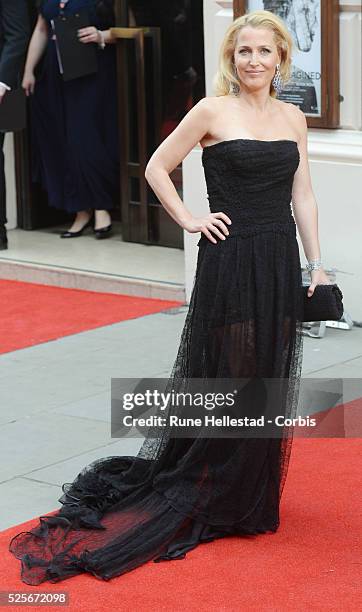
[
  {"xmin": 114, "ymin": 0, "xmax": 205, "ymax": 247},
  {"xmin": 14, "ymin": 0, "xmax": 205, "ymax": 249}
]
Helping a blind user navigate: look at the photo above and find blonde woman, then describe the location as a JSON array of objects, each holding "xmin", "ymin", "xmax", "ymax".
[{"xmin": 10, "ymin": 10, "xmax": 331, "ymax": 585}]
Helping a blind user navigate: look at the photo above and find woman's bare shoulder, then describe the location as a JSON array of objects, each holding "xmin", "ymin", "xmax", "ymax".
[
  {"xmin": 282, "ymin": 100, "xmax": 306, "ymax": 128},
  {"xmin": 274, "ymin": 99, "xmax": 307, "ymax": 140},
  {"xmin": 193, "ymin": 95, "xmax": 227, "ymax": 116}
]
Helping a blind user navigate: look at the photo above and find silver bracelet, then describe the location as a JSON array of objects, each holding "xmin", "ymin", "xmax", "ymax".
[
  {"xmin": 305, "ymin": 259, "xmax": 322, "ymax": 272},
  {"xmin": 97, "ymin": 30, "xmax": 106, "ymax": 50}
]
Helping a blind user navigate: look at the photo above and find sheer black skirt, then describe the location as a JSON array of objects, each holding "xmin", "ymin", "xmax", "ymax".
[{"xmin": 9, "ymin": 225, "xmax": 304, "ymax": 585}]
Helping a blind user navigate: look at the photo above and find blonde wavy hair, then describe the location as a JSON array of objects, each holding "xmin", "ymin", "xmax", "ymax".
[{"xmin": 213, "ymin": 10, "xmax": 294, "ymax": 98}]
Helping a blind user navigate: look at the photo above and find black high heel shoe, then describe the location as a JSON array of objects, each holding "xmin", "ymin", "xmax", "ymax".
[
  {"xmin": 60, "ymin": 217, "xmax": 93, "ymax": 238},
  {"xmin": 93, "ymin": 224, "xmax": 112, "ymax": 240}
]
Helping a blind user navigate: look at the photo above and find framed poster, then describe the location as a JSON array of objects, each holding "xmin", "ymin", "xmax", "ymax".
[{"xmin": 233, "ymin": 0, "xmax": 340, "ymax": 128}]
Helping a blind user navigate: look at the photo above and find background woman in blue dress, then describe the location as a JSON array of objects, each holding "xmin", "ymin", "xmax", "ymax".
[{"xmin": 22, "ymin": 0, "xmax": 119, "ymax": 239}]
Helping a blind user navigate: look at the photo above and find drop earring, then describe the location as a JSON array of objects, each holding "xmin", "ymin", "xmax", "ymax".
[{"xmin": 272, "ymin": 63, "xmax": 283, "ymax": 95}]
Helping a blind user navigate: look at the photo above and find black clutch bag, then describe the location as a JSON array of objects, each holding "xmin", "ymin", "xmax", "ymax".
[{"xmin": 302, "ymin": 283, "xmax": 344, "ymax": 322}]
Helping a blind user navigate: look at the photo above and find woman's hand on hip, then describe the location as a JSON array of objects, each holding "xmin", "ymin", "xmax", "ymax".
[
  {"xmin": 78, "ymin": 26, "xmax": 102, "ymax": 44},
  {"xmin": 183, "ymin": 212, "xmax": 232, "ymax": 244}
]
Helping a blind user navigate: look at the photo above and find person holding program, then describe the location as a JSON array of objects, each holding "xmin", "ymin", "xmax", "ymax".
[{"xmin": 22, "ymin": 0, "xmax": 118, "ymax": 239}]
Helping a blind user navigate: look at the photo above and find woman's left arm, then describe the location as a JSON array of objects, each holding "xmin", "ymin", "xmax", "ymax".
[{"xmin": 290, "ymin": 105, "xmax": 332, "ymax": 295}]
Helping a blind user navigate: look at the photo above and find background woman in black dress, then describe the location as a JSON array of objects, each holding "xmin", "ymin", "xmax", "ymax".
[
  {"xmin": 10, "ymin": 9, "xmax": 332, "ymax": 585},
  {"xmin": 22, "ymin": 0, "xmax": 118, "ymax": 239}
]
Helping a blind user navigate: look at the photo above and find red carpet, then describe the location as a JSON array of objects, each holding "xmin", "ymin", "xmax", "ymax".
[
  {"xmin": 0, "ymin": 438, "xmax": 361, "ymax": 611},
  {"xmin": 0, "ymin": 279, "xmax": 182, "ymax": 354}
]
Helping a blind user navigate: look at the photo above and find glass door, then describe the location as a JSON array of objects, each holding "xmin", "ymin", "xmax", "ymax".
[{"xmin": 113, "ymin": 0, "xmax": 205, "ymax": 247}]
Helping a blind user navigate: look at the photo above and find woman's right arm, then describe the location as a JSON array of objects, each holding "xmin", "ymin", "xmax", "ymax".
[
  {"xmin": 22, "ymin": 15, "xmax": 49, "ymax": 95},
  {"xmin": 145, "ymin": 97, "xmax": 232, "ymax": 244}
]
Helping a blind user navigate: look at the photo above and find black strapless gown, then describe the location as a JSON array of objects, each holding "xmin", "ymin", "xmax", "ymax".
[{"xmin": 9, "ymin": 139, "xmax": 304, "ymax": 585}]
